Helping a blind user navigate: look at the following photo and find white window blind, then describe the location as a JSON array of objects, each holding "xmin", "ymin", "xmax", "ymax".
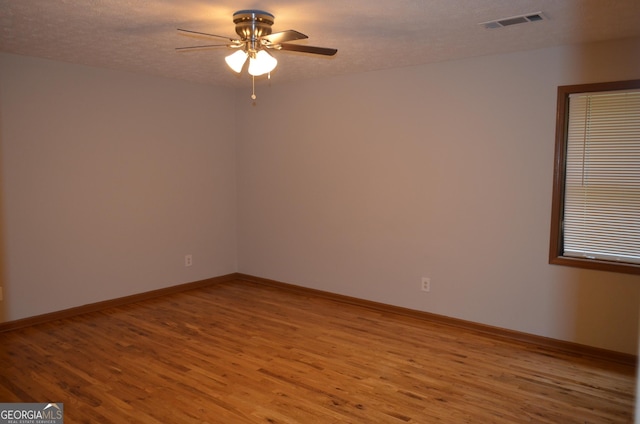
[{"xmin": 563, "ymin": 89, "xmax": 640, "ymax": 264}]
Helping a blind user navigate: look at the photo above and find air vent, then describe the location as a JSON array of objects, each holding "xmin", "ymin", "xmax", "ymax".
[{"xmin": 480, "ymin": 12, "xmax": 546, "ymax": 29}]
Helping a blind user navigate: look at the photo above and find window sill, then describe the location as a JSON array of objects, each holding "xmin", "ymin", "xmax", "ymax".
[{"xmin": 550, "ymin": 255, "xmax": 640, "ymax": 275}]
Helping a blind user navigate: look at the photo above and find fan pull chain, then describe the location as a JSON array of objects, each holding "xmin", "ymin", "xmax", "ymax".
[{"xmin": 251, "ymin": 76, "xmax": 256, "ymax": 100}]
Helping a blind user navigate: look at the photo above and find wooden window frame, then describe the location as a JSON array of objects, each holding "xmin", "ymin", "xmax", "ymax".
[{"xmin": 549, "ymin": 79, "xmax": 640, "ymax": 275}]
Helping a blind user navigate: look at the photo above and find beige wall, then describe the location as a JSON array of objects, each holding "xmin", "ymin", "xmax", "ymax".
[
  {"xmin": 0, "ymin": 53, "xmax": 238, "ymax": 322},
  {"xmin": 236, "ymin": 38, "xmax": 640, "ymax": 354},
  {"xmin": 1, "ymin": 38, "xmax": 638, "ymax": 355}
]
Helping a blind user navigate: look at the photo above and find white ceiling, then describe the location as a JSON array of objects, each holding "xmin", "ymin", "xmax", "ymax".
[{"xmin": 1, "ymin": 0, "xmax": 639, "ymax": 88}]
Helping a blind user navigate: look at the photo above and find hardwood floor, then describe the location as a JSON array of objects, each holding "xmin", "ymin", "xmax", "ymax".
[{"xmin": 0, "ymin": 280, "xmax": 635, "ymax": 423}]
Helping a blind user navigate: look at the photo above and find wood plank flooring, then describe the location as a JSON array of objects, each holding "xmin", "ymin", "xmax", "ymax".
[{"xmin": 0, "ymin": 280, "xmax": 635, "ymax": 423}]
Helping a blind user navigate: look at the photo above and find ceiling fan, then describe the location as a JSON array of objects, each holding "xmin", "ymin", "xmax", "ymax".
[{"xmin": 177, "ymin": 10, "xmax": 337, "ymax": 98}]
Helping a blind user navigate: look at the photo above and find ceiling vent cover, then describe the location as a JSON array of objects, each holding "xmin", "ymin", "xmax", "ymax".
[{"xmin": 480, "ymin": 12, "xmax": 545, "ymax": 29}]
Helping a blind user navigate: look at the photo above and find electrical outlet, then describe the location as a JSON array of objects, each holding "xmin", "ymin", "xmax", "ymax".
[
  {"xmin": 185, "ymin": 254, "xmax": 193, "ymax": 267},
  {"xmin": 421, "ymin": 277, "xmax": 431, "ymax": 292}
]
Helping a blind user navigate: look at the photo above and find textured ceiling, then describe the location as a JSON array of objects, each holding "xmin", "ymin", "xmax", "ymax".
[{"xmin": 1, "ymin": 0, "xmax": 640, "ymax": 88}]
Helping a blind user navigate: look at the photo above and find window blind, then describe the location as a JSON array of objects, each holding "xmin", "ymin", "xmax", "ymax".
[{"xmin": 563, "ymin": 89, "xmax": 640, "ymax": 264}]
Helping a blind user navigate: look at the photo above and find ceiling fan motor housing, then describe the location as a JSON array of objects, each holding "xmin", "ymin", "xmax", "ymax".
[{"xmin": 233, "ymin": 10, "xmax": 274, "ymax": 43}]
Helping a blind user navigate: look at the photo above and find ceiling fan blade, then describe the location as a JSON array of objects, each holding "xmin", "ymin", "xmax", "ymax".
[
  {"xmin": 279, "ymin": 43, "xmax": 338, "ymax": 56},
  {"xmin": 177, "ymin": 28, "xmax": 237, "ymax": 42},
  {"xmin": 261, "ymin": 30, "xmax": 308, "ymax": 44},
  {"xmin": 175, "ymin": 44, "xmax": 230, "ymax": 52}
]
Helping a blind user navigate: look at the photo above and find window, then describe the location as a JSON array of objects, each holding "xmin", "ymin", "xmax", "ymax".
[{"xmin": 550, "ymin": 79, "xmax": 640, "ymax": 275}]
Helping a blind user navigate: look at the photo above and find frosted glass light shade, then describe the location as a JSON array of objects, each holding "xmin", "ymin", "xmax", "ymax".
[
  {"xmin": 225, "ymin": 50, "xmax": 248, "ymax": 73},
  {"xmin": 248, "ymin": 50, "xmax": 277, "ymax": 76}
]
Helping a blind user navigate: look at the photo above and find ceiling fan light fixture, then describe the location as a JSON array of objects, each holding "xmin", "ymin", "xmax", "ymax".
[
  {"xmin": 225, "ymin": 50, "xmax": 248, "ymax": 73},
  {"xmin": 177, "ymin": 9, "xmax": 336, "ymax": 99},
  {"xmin": 248, "ymin": 50, "xmax": 277, "ymax": 76}
]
